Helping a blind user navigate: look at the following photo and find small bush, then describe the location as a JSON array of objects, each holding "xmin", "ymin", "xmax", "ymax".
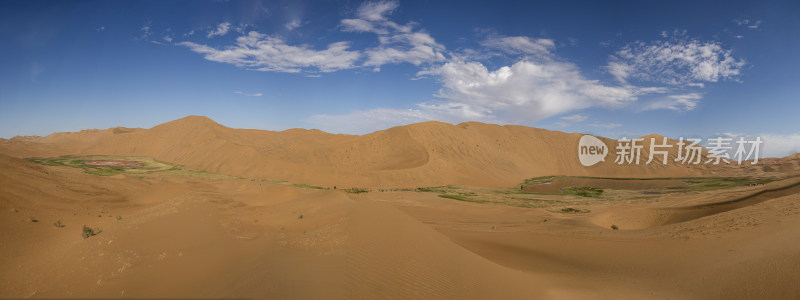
[
  {"xmin": 28, "ymin": 216, "xmax": 38, "ymax": 222},
  {"xmin": 54, "ymin": 220, "xmax": 64, "ymax": 227},
  {"xmin": 611, "ymin": 224, "xmax": 619, "ymax": 230},
  {"xmin": 116, "ymin": 215, "xmax": 122, "ymax": 220},
  {"xmin": 82, "ymin": 225, "xmax": 101, "ymax": 239},
  {"xmin": 298, "ymin": 214, "xmax": 304, "ymax": 219}
]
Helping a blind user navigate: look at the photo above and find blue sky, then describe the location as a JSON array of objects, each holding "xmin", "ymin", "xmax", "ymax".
[{"xmin": 1, "ymin": 0, "xmax": 799, "ymax": 156}]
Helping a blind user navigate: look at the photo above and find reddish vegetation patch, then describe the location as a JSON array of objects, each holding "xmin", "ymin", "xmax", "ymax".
[{"xmin": 82, "ymin": 161, "xmax": 144, "ymax": 167}]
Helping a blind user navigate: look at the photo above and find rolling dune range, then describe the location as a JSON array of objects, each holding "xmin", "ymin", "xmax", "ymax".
[{"xmin": 2, "ymin": 116, "xmax": 800, "ymax": 299}]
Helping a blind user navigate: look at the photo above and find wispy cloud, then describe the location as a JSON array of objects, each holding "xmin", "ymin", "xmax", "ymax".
[
  {"xmin": 233, "ymin": 91, "xmax": 263, "ymax": 97},
  {"xmin": 285, "ymin": 20, "xmax": 301, "ymax": 31},
  {"xmin": 342, "ymin": 0, "xmax": 447, "ymax": 70},
  {"xmin": 733, "ymin": 18, "xmax": 762, "ymax": 29},
  {"xmin": 179, "ymin": 31, "xmax": 361, "ymax": 73},
  {"xmin": 137, "ymin": 22, "xmax": 152, "ymax": 40},
  {"xmin": 589, "ymin": 122, "xmax": 622, "ymax": 129},
  {"xmin": 480, "ymin": 36, "xmax": 555, "ymax": 57},
  {"xmin": 641, "ymin": 93, "xmax": 702, "ymax": 111},
  {"xmin": 208, "ymin": 22, "xmax": 231, "ymax": 37},
  {"xmin": 560, "ymin": 114, "xmax": 588, "ymax": 123},
  {"xmin": 96, "ymin": 26, "xmax": 105, "ymax": 32}
]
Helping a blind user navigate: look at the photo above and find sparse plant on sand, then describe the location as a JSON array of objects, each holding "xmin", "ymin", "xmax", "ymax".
[
  {"xmin": 343, "ymin": 188, "xmax": 369, "ymax": 194},
  {"xmin": 116, "ymin": 215, "xmax": 122, "ymax": 220},
  {"xmin": 298, "ymin": 214, "xmax": 304, "ymax": 219},
  {"xmin": 54, "ymin": 220, "xmax": 64, "ymax": 227},
  {"xmin": 27, "ymin": 216, "xmax": 38, "ymax": 222},
  {"xmin": 611, "ymin": 225, "xmax": 619, "ymax": 230},
  {"xmin": 82, "ymin": 225, "xmax": 102, "ymax": 239}
]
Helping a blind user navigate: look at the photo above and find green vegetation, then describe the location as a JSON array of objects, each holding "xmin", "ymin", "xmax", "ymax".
[
  {"xmin": 292, "ymin": 183, "xmax": 328, "ymax": 190},
  {"xmin": 438, "ymin": 194, "xmax": 487, "ymax": 203},
  {"xmin": 27, "ymin": 155, "xmax": 256, "ymax": 180},
  {"xmin": 416, "ymin": 186, "xmax": 457, "ymax": 193},
  {"xmin": 81, "ymin": 225, "xmax": 101, "ymax": 239},
  {"xmin": 563, "ymin": 186, "xmax": 604, "ymax": 198},
  {"xmin": 261, "ymin": 179, "xmax": 288, "ymax": 183},
  {"xmin": 343, "ymin": 188, "xmax": 370, "ymax": 194},
  {"xmin": 611, "ymin": 224, "xmax": 619, "ymax": 230},
  {"xmin": 54, "ymin": 220, "xmax": 63, "ymax": 227}
]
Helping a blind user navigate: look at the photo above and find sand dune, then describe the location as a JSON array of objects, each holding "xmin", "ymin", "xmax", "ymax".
[
  {"xmin": 2, "ymin": 116, "xmax": 708, "ymax": 188},
  {"xmin": 2, "ymin": 116, "xmax": 799, "ymax": 299}
]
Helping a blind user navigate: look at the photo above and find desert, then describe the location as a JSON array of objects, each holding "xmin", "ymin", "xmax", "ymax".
[
  {"xmin": 2, "ymin": 116, "xmax": 800, "ymax": 299},
  {"xmin": 3, "ymin": 0, "xmax": 800, "ymax": 298}
]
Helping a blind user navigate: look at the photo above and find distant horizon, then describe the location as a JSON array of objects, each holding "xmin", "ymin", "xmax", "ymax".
[{"xmin": 1, "ymin": 0, "xmax": 799, "ymax": 157}]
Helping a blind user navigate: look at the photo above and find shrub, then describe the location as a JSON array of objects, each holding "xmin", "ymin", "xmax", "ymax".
[
  {"xmin": 82, "ymin": 225, "xmax": 102, "ymax": 239},
  {"xmin": 54, "ymin": 220, "xmax": 64, "ymax": 228},
  {"xmin": 611, "ymin": 225, "xmax": 619, "ymax": 230}
]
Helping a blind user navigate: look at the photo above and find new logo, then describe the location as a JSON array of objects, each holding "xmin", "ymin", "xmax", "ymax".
[{"xmin": 578, "ymin": 135, "xmax": 608, "ymax": 166}]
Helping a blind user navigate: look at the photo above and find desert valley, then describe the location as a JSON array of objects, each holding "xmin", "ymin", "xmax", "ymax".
[{"xmin": 2, "ymin": 116, "xmax": 800, "ymax": 299}]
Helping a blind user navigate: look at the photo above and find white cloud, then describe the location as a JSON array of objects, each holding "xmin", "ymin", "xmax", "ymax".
[
  {"xmin": 363, "ymin": 31, "xmax": 447, "ymax": 67},
  {"xmin": 163, "ymin": 35, "xmax": 173, "ymax": 43},
  {"xmin": 233, "ymin": 91, "xmax": 263, "ymax": 97},
  {"xmin": 178, "ymin": 31, "xmax": 361, "ymax": 73},
  {"xmin": 560, "ymin": 114, "xmax": 588, "ymax": 122},
  {"xmin": 185, "ymin": 30, "xmax": 195, "ymax": 37},
  {"xmin": 208, "ymin": 22, "xmax": 231, "ymax": 37},
  {"xmin": 420, "ymin": 60, "xmax": 638, "ymax": 123},
  {"xmin": 760, "ymin": 134, "xmax": 800, "ymax": 158},
  {"xmin": 97, "ymin": 26, "xmax": 105, "ymax": 32},
  {"xmin": 607, "ymin": 37, "xmax": 745, "ymax": 86}
]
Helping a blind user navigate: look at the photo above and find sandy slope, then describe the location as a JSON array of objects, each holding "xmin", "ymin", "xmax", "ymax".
[{"xmin": 2, "ymin": 116, "xmax": 799, "ymax": 299}]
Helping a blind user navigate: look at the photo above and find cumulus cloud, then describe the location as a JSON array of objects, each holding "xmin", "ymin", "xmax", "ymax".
[
  {"xmin": 208, "ymin": 22, "xmax": 231, "ymax": 37},
  {"xmin": 178, "ymin": 31, "xmax": 361, "ymax": 73},
  {"xmin": 607, "ymin": 37, "xmax": 745, "ymax": 86},
  {"xmin": 419, "ymin": 60, "xmax": 639, "ymax": 123}
]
